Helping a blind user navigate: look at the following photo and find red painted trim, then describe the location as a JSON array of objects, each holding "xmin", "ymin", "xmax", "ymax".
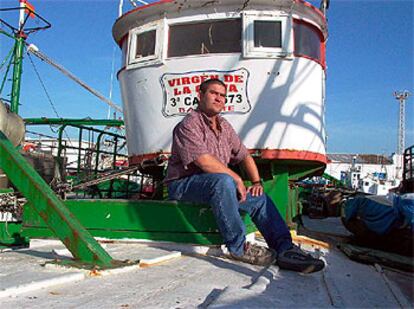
[
  {"xmin": 251, "ymin": 149, "xmax": 327, "ymax": 164},
  {"xmin": 116, "ymin": 33, "xmax": 128, "ymax": 49},
  {"xmin": 129, "ymin": 149, "xmax": 327, "ymax": 165},
  {"xmin": 294, "ymin": 0, "xmax": 327, "ymax": 23},
  {"xmin": 321, "ymin": 40, "xmax": 326, "ymax": 68},
  {"xmin": 116, "ymin": 0, "xmax": 174, "ymax": 24}
]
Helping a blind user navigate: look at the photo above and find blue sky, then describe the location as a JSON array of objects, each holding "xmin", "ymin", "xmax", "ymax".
[{"xmin": 0, "ymin": 0, "xmax": 413, "ymax": 155}]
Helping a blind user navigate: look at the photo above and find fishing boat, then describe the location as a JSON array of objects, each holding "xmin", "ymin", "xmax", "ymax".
[{"xmin": 113, "ymin": 0, "xmax": 328, "ymax": 171}]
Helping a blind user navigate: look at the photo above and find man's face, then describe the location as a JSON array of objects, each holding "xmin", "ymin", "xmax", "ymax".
[{"xmin": 198, "ymin": 83, "xmax": 226, "ymax": 117}]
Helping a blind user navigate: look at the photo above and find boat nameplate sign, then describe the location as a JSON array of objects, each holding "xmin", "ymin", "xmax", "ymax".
[{"xmin": 160, "ymin": 68, "xmax": 251, "ymax": 117}]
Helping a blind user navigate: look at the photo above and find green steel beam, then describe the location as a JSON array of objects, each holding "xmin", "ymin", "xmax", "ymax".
[
  {"xmin": 22, "ymin": 199, "xmax": 257, "ymax": 245},
  {"xmin": 0, "ymin": 29, "xmax": 16, "ymax": 40},
  {"xmin": 0, "ymin": 46, "xmax": 15, "ymax": 96},
  {"xmin": 255, "ymin": 159, "xmax": 326, "ymax": 225},
  {"xmin": 24, "ymin": 118, "xmax": 124, "ymax": 126},
  {"xmin": 267, "ymin": 164, "xmax": 291, "ymax": 224},
  {"xmin": 10, "ymin": 35, "xmax": 25, "ymax": 114},
  {"xmin": 0, "ymin": 130, "xmax": 116, "ymax": 267}
]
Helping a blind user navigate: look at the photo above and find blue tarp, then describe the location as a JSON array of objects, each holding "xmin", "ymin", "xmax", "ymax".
[{"xmin": 344, "ymin": 194, "xmax": 414, "ymax": 235}]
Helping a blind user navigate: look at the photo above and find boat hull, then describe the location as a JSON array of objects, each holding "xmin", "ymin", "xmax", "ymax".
[{"xmin": 119, "ymin": 56, "xmax": 327, "ymax": 165}]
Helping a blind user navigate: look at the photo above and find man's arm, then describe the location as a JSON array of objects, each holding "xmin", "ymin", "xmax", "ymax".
[
  {"xmin": 194, "ymin": 154, "xmax": 247, "ymax": 202},
  {"xmin": 239, "ymin": 154, "xmax": 264, "ymax": 197}
]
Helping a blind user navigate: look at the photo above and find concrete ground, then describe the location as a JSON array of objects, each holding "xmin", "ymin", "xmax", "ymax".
[{"xmin": 0, "ymin": 217, "xmax": 412, "ymax": 308}]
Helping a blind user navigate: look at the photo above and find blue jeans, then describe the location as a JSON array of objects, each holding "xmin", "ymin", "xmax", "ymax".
[{"xmin": 168, "ymin": 173, "xmax": 293, "ymax": 256}]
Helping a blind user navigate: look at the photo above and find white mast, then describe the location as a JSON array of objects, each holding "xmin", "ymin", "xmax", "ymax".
[
  {"xmin": 393, "ymin": 90, "xmax": 411, "ymax": 179},
  {"xmin": 394, "ymin": 91, "xmax": 411, "ymax": 155},
  {"xmin": 19, "ymin": 0, "xmax": 26, "ymax": 31}
]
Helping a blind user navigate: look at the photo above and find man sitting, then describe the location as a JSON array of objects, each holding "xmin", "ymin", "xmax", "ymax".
[{"xmin": 165, "ymin": 78, "xmax": 324, "ymax": 273}]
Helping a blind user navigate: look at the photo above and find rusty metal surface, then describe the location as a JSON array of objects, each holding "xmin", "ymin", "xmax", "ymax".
[{"xmin": 0, "ymin": 130, "xmax": 117, "ymax": 268}]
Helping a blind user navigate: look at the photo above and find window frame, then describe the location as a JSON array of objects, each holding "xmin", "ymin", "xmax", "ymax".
[
  {"xmin": 242, "ymin": 12, "xmax": 293, "ymax": 59},
  {"xmin": 127, "ymin": 19, "xmax": 167, "ymax": 68}
]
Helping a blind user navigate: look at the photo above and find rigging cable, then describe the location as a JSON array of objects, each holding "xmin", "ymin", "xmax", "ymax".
[
  {"xmin": 27, "ymin": 52, "xmax": 61, "ymax": 119},
  {"xmin": 26, "ymin": 44, "xmax": 123, "ymax": 113},
  {"xmin": 0, "ymin": 46, "xmax": 15, "ymax": 97},
  {"xmin": 26, "ymin": 50, "xmax": 74, "ymax": 147},
  {"xmin": 107, "ymin": 45, "xmax": 117, "ymax": 120}
]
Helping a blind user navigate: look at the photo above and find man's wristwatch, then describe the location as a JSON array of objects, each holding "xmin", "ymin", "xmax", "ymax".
[{"xmin": 251, "ymin": 180, "xmax": 263, "ymax": 186}]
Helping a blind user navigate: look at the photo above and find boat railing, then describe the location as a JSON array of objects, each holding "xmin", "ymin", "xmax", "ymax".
[{"xmin": 24, "ymin": 120, "xmax": 161, "ymax": 200}]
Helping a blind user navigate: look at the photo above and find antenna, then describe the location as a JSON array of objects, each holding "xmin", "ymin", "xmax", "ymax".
[
  {"xmin": 393, "ymin": 90, "xmax": 411, "ymax": 155},
  {"xmin": 129, "ymin": 0, "xmax": 149, "ymax": 7},
  {"xmin": 319, "ymin": 0, "xmax": 330, "ymax": 16}
]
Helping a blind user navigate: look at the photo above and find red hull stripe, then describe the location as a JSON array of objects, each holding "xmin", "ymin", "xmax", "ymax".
[
  {"xmin": 254, "ymin": 149, "xmax": 327, "ymax": 164},
  {"xmin": 129, "ymin": 149, "xmax": 327, "ymax": 165}
]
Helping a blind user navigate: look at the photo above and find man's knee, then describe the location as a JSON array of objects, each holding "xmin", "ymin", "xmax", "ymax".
[{"xmin": 243, "ymin": 193, "xmax": 268, "ymax": 212}]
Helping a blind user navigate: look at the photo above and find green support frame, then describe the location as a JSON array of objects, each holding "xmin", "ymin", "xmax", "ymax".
[
  {"xmin": 10, "ymin": 35, "xmax": 24, "ymax": 114},
  {"xmin": 0, "ymin": 222, "xmax": 28, "ymax": 248},
  {"xmin": 0, "ymin": 131, "xmax": 121, "ymax": 268},
  {"xmin": 255, "ymin": 159, "xmax": 326, "ymax": 226},
  {"xmin": 23, "ymin": 200, "xmax": 256, "ymax": 245},
  {"xmin": 21, "ymin": 159, "xmax": 324, "ymax": 243},
  {"xmin": 24, "ymin": 118, "xmax": 124, "ymax": 127}
]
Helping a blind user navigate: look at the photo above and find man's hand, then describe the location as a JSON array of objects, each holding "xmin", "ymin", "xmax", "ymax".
[
  {"xmin": 247, "ymin": 183, "xmax": 264, "ymax": 197},
  {"xmin": 240, "ymin": 155, "xmax": 264, "ymax": 198}
]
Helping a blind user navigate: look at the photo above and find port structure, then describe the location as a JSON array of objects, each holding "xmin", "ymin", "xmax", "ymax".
[
  {"xmin": 394, "ymin": 91, "xmax": 411, "ymax": 155},
  {"xmin": 393, "ymin": 91, "xmax": 411, "ymax": 179}
]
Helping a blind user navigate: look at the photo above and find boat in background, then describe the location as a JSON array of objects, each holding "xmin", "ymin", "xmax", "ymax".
[{"xmin": 326, "ymin": 153, "xmax": 401, "ymax": 195}]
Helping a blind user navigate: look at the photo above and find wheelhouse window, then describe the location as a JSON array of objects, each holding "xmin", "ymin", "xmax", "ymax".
[
  {"xmin": 294, "ymin": 20, "xmax": 325, "ymax": 67},
  {"xmin": 243, "ymin": 13, "xmax": 293, "ymax": 58},
  {"xmin": 254, "ymin": 20, "xmax": 282, "ymax": 48},
  {"xmin": 128, "ymin": 20, "xmax": 165, "ymax": 67},
  {"xmin": 135, "ymin": 30, "xmax": 156, "ymax": 58},
  {"xmin": 168, "ymin": 19, "xmax": 241, "ymax": 58}
]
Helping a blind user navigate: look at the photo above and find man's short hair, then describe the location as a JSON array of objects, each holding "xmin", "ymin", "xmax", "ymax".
[{"xmin": 199, "ymin": 78, "xmax": 226, "ymax": 94}]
